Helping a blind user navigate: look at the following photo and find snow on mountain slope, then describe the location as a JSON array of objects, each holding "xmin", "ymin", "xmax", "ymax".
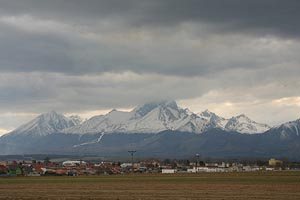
[
  {"xmin": 269, "ymin": 119, "xmax": 300, "ymax": 139},
  {"xmin": 64, "ymin": 109, "xmax": 134, "ymax": 134},
  {"xmin": 69, "ymin": 115, "xmax": 84, "ymax": 125},
  {"xmin": 281, "ymin": 119, "xmax": 300, "ymax": 136},
  {"xmin": 6, "ymin": 111, "xmax": 79, "ymax": 137},
  {"xmin": 64, "ymin": 102, "xmax": 197, "ymax": 147},
  {"xmin": 126, "ymin": 101, "xmax": 191, "ymax": 133},
  {"xmin": 64, "ymin": 101, "xmax": 205, "ymax": 134},
  {"xmin": 225, "ymin": 114, "xmax": 271, "ymax": 134},
  {"xmin": 198, "ymin": 110, "xmax": 228, "ymax": 129},
  {"xmin": 174, "ymin": 114, "xmax": 208, "ymax": 133},
  {"xmin": 64, "ymin": 101, "xmax": 270, "ymax": 135},
  {"xmin": 4, "ymin": 101, "xmax": 271, "ymax": 137}
]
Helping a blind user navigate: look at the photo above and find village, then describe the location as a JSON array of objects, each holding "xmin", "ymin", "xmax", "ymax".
[{"xmin": 0, "ymin": 157, "xmax": 298, "ymax": 177}]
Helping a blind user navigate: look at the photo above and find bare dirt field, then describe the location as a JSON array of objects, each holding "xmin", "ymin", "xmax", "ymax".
[{"xmin": 0, "ymin": 171, "xmax": 300, "ymax": 200}]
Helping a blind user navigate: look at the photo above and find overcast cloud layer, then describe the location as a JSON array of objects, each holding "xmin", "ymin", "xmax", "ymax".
[{"xmin": 0, "ymin": 0, "xmax": 300, "ymax": 134}]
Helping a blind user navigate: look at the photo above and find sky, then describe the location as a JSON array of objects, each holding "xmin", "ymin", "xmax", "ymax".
[{"xmin": 0, "ymin": 0, "xmax": 300, "ymax": 135}]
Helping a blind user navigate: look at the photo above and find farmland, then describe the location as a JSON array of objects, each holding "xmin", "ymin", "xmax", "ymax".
[{"xmin": 0, "ymin": 171, "xmax": 300, "ymax": 199}]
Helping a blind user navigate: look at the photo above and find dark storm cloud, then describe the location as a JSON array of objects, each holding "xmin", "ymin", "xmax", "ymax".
[
  {"xmin": 0, "ymin": 24, "xmax": 75, "ymax": 74},
  {"xmin": 1, "ymin": 17, "xmax": 298, "ymax": 77},
  {"xmin": 0, "ymin": 0, "xmax": 299, "ymax": 38},
  {"xmin": 0, "ymin": 0, "xmax": 298, "ymax": 76}
]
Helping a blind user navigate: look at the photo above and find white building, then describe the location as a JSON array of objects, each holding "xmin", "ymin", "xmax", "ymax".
[
  {"xmin": 162, "ymin": 169, "xmax": 177, "ymax": 174},
  {"xmin": 62, "ymin": 160, "xmax": 86, "ymax": 167},
  {"xmin": 188, "ymin": 167, "xmax": 229, "ymax": 173},
  {"xmin": 120, "ymin": 163, "xmax": 132, "ymax": 168}
]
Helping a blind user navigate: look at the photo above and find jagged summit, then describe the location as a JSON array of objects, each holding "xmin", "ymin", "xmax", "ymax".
[
  {"xmin": 4, "ymin": 101, "xmax": 272, "ymax": 137},
  {"xmin": 160, "ymin": 100, "xmax": 179, "ymax": 110},
  {"xmin": 132, "ymin": 100, "xmax": 178, "ymax": 118},
  {"xmin": 199, "ymin": 109, "xmax": 214, "ymax": 115},
  {"xmin": 109, "ymin": 108, "xmax": 118, "ymax": 113},
  {"xmin": 6, "ymin": 111, "xmax": 79, "ymax": 137},
  {"xmin": 225, "ymin": 114, "xmax": 271, "ymax": 134},
  {"xmin": 269, "ymin": 119, "xmax": 300, "ymax": 139},
  {"xmin": 69, "ymin": 115, "xmax": 83, "ymax": 125},
  {"xmin": 234, "ymin": 114, "xmax": 250, "ymax": 120},
  {"xmin": 63, "ymin": 101, "xmax": 270, "ymax": 135},
  {"xmin": 64, "ymin": 100, "xmax": 185, "ymax": 135},
  {"xmin": 197, "ymin": 110, "xmax": 227, "ymax": 130},
  {"xmin": 198, "ymin": 110, "xmax": 220, "ymax": 120}
]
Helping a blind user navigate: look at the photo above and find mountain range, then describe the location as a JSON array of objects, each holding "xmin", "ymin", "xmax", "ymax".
[{"xmin": 0, "ymin": 101, "xmax": 299, "ymax": 159}]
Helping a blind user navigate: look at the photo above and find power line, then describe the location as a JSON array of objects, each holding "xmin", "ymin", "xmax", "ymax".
[
  {"xmin": 195, "ymin": 153, "xmax": 200, "ymax": 173},
  {"xmin": 128, "ymin": 150, "xmax": 136, "ymax": 174}
]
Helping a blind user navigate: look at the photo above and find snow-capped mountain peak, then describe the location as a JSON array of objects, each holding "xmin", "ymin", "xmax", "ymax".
[
  {"xmin": 225, "ymin": 114, "xmax": 270, "ymax": 134},
  {"xmin": 8, "ymin": 111, "xmax": 78, "ymax": 137},
  {"xmin": 64, "ymin": 100, "xmax": 188, "ymax": 135},
  {"xmin": 183, "ymin": 108, "xmax": 193, "ymax": 115},
  {"xmin": 5, "ymin": 101, "xmax": 272, "ymax": 137},
  {"xmin": 198, "ymin": 110, "xmax": 222, "ymax": 121},
  {"xmin": 69, "ymin": 115, "xmax": 83, "ymax": 125},
  {"xmin": 235, "ymin": 114, "xmax": 249, "ymax": 119},
  {"xmin": 64, "ymin": 109, "xmax": 133, "ymax": 134},
  {"xmin": 132, "ymin": 100, "xmax": 178, "ymax": 118},
  {"xmin": 62, "ymin": 103, "xmax": 271, "ymax": 135},
  {"xmin": 63, "ymin": 101, "xmax": 271, "ymax": 135},
  {"xmin": 160, "ymin": 100, "xmax": 179, "ymax": 110},
  {"xmin": 198, "ymin": 109, "xmax": 215, "ymax": 118},
  {"xmin": 270, "ymin": 119, "xmax": 300, "ymax": 139},
  {"xmin": 196, "ymin": 110, "xmax": 228, "ymax": 129}
]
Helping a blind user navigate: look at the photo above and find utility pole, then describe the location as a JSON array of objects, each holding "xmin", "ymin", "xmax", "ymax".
[
  {"xmin": 128, "ymin": 150, "xmax": 136, "ymax": 174},
  {"xmin": 195, "ymin": 153, "xmax": 200, "ymax": 173}
]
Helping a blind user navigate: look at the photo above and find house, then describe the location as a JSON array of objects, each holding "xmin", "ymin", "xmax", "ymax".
[
  {"xmin": 269, "ymin": 158, "xmax": 283, "ymax": 166},
  {"xmin": 162, "ymin": 169, "xmax": 177, "ymax": 174},
  {"xmin": 22, "ymin": 165, "xmax": 34, "ymax": 175},
  {"xmin": 120, "ymin": 163, "xmax": 132, "ymax": 168},
  {"xmin": 62, "ymin": 160, "xmax": 87, "ymax": 167},
  {"xmin": 0, "ymin": 165, "xmax": 7, "ymax": 175},
  {"xmin": 32, "ymin": 163, "xmax": 46, "ymax": 175},
  {"xmin": 7, "ymin": 162, "xmax": 23, "ymax": 176}
]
